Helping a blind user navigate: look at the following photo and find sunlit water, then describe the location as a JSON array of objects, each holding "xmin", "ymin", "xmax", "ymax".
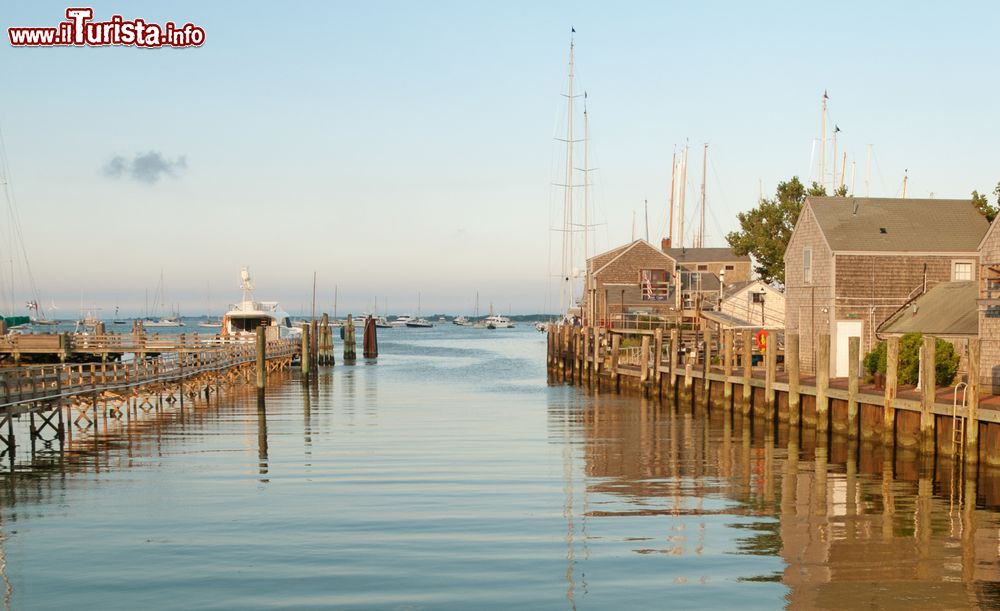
[{"xmin": 1, "ymin": 325, "xmax": 999, "ymax": 609}]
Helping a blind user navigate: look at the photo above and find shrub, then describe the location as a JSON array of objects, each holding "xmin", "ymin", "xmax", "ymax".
[
  {"xmin": 934, "ymin": 339, "xmax": 960, "ymax": 386},
  {"xmin": 865, "ymin": 333, "xmax": 960, "ymax": 387},
  {"xmin": 864, "ymin": 341, "xmax": 886, "ymax": 377}
]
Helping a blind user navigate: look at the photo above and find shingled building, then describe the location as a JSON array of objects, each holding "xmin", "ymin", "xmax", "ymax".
[{"xmin": 784, "ymin": 197, "xmax": 990, "ymax": 377}]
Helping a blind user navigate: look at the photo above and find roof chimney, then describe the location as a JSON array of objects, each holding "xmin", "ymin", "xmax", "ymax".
[{"xmin": 661, "ymin": 237, "xmax": 672, "ymax": 251}]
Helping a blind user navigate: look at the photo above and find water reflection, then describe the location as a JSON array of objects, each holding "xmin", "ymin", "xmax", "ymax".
[{"xmin": 557, "ymin": 384, "xmax": 1000, "ymax": 609}]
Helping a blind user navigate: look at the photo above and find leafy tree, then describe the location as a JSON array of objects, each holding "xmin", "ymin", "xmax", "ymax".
[
  {"xmin": 726, "ymin": 178, "xmax": 838, "ymax": 284},
  {"xmin": 972, "ymin": 181, "xmax": 999, "ymax": 222}
]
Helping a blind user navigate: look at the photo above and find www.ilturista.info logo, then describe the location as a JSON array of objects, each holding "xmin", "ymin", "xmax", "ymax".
[{"xmin": 8, "ymin": 8, "xmax": 205, "ymax": 48}]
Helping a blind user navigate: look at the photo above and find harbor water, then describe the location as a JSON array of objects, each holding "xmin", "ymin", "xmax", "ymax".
[{"xmin": 1, "ymin": 325, "xmax": 999, "ymax": 609}]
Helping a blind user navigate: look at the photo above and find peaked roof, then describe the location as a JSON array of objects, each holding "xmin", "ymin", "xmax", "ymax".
[
  {"xmin": 591, "ymin": 240, "xmax": 676, "ymax": 276},
  {"xmin": 878, "ymin": 281, "xmax": 978, "ymax": 336},
  {"xmin": 806, "ymin": 197, "xmax": 989, "ymax": 252},
  {"xmin": 663, "ymin": 247, "xmax": 749, "ymax": 263}
]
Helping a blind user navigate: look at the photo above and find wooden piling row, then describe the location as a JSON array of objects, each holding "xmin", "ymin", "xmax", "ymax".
[{"xmin": 546, "ymin": 323, "xmax": 992, "ymax": 470}]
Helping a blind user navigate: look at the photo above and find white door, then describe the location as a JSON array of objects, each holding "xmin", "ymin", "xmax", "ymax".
[{"xmin": 835, "ymin": 320, "xmax": 863, "ymax": 378}]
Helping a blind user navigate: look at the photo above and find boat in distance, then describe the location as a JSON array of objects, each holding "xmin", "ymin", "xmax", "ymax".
[
  {"xmin": 484, "ymin": 314, "xmax": 514, "ymax": 329},
  {"xmin": 389, "ymin": 315, "xmax": 415, "ymax": 327},
  {"xmin": 146, "ymin": 316, "xmax": 185, "ymax": 327},
  {"xmin": 405, "ymin": 318, "xmax": 433, "ymax": 328},
  {"xmin": 221, "ymin": 267, "xmax": 302, "ymax": 340}
]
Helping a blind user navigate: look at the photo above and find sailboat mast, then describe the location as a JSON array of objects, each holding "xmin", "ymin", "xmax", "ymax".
[
  {"xmin": 699, "ymin": 143, "xmax": 707, "ymax": 248},
  {"xmin": 865, "ymin": 144, "xmax": 873, "ymax": 197},
  {"xmin": 333, "ymin": 284, "xmax": 338, "ymax": 321},
  {"xmin": 644, "ymin": 199, "xmax": 649, "ymax": 243},
  {"xmin": 678, "ymin": 144, "xmax": 688, "ymax": 249},
  {"xmin": 667, "ymin": 148, "xmax": 676, "ymax": 245},
  {"xmin": 820, "ymin": 91, "xmax": 828, "ymax": 190},
  {"xmin": 560, "ymin": 30, "xmax": 576, "ymax": 316},
  {"xmin": 582, "ymin": 91, "xmax": 590, "ymax": 267}
]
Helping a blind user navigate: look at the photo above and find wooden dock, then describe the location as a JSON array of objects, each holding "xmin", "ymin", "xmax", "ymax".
[
  {"xmin": 547, "ymin": 324, "xmax": 998, "ymax": 469},
  {"xmin": 0, "ymin": 333, "xmax": 298, "ymax": 467}
]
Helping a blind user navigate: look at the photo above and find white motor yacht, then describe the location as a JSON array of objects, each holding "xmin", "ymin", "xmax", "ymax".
[
  {"xmin": 221, "ymin": 267, "xmax": 302, "ymax": 340},
  {"xmin": 484, "ymin": 315, "xmax": 514, "ymax": 329}
]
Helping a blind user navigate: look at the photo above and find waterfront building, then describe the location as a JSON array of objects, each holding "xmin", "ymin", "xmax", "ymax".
[
  {"xmin": 583, "ymin": 240, "xmax": 680, "ymax": 327},
  {"xmin": 977, "ymin": 213, "xmax": 1000, "ymax": 393},
  {"xmin": 784, "ymin": 197, "xmax": 990, "ymax": 376}
]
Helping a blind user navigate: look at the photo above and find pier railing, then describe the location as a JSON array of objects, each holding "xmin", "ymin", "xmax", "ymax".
[{"xmin": 0, "ymin": 338, "xmax": 296, "ymax": 410}]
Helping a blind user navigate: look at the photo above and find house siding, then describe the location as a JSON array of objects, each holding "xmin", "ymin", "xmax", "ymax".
[
  {"xmin": 834, "ymin": 254, "xmax": 968, "ymax": 361},
  {"xmin": 980, "ymin": 220, "xmax": 1000, "ymax": 393},
  {"xmin": 585, "ymin": 242, "xmax": 679, "ymax": 325},
  {"xmin": 784, "ymin": 205, "xmax": 834, "ymax": 373}
]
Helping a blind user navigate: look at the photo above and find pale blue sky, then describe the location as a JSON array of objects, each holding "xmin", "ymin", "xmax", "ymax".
[{"xmin": 0, "ymin": 1, "xmax": 997, "ymax": 316}]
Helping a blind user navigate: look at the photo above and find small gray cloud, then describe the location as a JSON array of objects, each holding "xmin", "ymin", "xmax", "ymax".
[{"xmin": 103, "ymin": 151, "xmax": 187, "ymax": 184}]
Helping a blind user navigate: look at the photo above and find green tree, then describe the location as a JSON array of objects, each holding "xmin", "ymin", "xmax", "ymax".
[
  {"xmin": 972, "ymin": 181, "xmax": 1000, "ymax": 222},
  {"xmin": 726, "ymin": 177, "xmax": 835, "ymax": 284}
]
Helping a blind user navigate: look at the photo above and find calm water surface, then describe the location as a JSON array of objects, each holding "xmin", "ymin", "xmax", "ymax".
[{"xmin": 1, "ymin": 325, "xmax": 999, "ymax": 609}]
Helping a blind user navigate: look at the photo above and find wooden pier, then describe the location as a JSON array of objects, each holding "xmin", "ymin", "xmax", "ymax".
[
  {"xmin": 0, "ymin": 333, "xmax": 298, "ymax": 467},
  {"xmin": 547, "ymin": 324, "xmax": 999, "ymax": 469}
]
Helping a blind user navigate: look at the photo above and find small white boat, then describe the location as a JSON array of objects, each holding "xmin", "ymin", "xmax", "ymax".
[
  {"xmin": 221, "ymin": 267, "xmax": 302, "ymax": 340},
  {"xmin": 390, "ymin": 315, "xmax": 415, "ymax": 327},
  {"xmin": 197, "ymin": 320, "xmax": 222, "ymax": 329},
  {"xmin": 534, "ymin": 321, "xmax": 548, "ymax": 332},
  {"xmin": 146, "ymin": 316, "xmax": 184, "ymax": 327},
  {"xmin": 405, "ymin": 318, "xmax": 433, "ymax": 328},
  {"xmin": 453, "ymin": 315, "xmax": 470, "ymax": 326},
  {"xmin": 374, "ymin": 316, "xmax": 392, "ymax": 328},
  {"xmin": 484, "ymin": 314, "xmax": 514, "ymax": 329}
]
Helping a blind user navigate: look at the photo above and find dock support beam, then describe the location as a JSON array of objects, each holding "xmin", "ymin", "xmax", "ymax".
[
  {"xmin": 256, "ymin": 326, "xmax": 266, "ymax": 399},
  {"xmin": 816, "ymin": 334, "xmax": 830, "ymax": 433},
  {"xmin": 787, "ymin": 333, "xmax": 800, "ymax": 426},
  {"xmin": 722, "ymin": 329, "xmax": 733, "ymax": 404},
  {"xmin": 847, "ymin": 336, "xmax": 860, "ymax": 440},
  {"xmin": 765, "ymin": 333, "xmax": 777, "ymax": 419},
  {"xmin": 883, "ymin": 336, "xmax": 899, "ymax": 445},
  {"xmin": 741, "ymin": 329, "xmax": 752, "ymax": 415},
  {"xmin": 301, "ymin": 324, "xmax": 311, "ymax": 383},
  {"xmin": 967, "ymin": 338, "xmax": 980, "ymax": 466},
  {"xmin": 920, "ymin": 335, "xmax": 936, "ymax": 453}
]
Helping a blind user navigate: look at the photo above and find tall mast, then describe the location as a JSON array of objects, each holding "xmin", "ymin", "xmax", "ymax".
[
  {"xmin": 560, "ymin": 30, "xmax": 576, "ymax": 315},
  {"xmin": 820, "ymin": 91, "xmax": 828, "ymax": 190},
  {"xmin": 902, "ymin": 169, "xmax": 908, "ymax": 198},
  {"xmin": 865, "ymin": 144, "xmax": 872, "ymax": 197},
  {"xmin": 840, "ymin": 152, "xmax": 847, "ymax": 190},
  {"xmin": 643, "ymin": 199, "xmax": 649, "ymax": 242},
  {"xmin": 678, "ymin": 144, "xmax": 688, "ymax": 249},
  {"xmin": 698, "ymin": 143, "xmax": 707, "ymax": 248},
  {"xmin": 582, "ymin": 91, "xmax": 590, "ymax": 266},
  {"xmin": 832, "ymin": 125, "xmax": 838, "ymax": 192},
  {"xmin": 667, "ymin": 147, "xmax": 676, "ymax": 245}
]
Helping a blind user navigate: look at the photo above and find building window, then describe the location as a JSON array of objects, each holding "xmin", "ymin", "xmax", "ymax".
[
  {"xmin": 725, "ymin": 265, "xmax": 735, "ymax": 271},
  {"xmin": 803, "ymin": 248, "xmax": 813, "ymax": 284},
  {"xmin": 952, "ymin": 260, "xmax": 973, "ymax": 281},
  {"xmin": 697, "ymin": 264, "xmax": 708, "ymax": 271},
  {"xmin": 640, "ymin": 269, "xmax": 670, "ymax": 301},
  {"xmin": 751, "ymin": 291, "xmax": 765, "ymax": 304}
]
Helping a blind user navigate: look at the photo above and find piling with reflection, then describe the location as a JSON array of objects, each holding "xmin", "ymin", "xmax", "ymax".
[
  {"xmin": 847, "ymin": 336, "xmax": 860, "ymax": 440},
  {"xmin": 786, "ymin": 333, "xmax": 800, "ymax": 426},
  {"xmin": 816, "ymin": 334, "xmax": 830, "ymax": 433},
  {"xmin": 301, "ymin": 324, "xmax": 311, "ymax": 383},
  {"xmin": 251, "ymin": 327, "xmax": 266, "ymax": 404}
]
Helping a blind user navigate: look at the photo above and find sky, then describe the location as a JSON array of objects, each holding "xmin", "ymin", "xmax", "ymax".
[{"xmin": 0, "ymin": 1, "xmax": 997, "ymax": 317}]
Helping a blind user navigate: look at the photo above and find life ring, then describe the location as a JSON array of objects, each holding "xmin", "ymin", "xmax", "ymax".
[{"xmin": 754, "ymin": 329, "xmax": 768, "ymax": 351}]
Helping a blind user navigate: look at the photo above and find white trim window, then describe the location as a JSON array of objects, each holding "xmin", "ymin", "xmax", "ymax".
[
  {"xmin": 803, "ymin": 247, "xmax": 813, "ymax": 284},
  {"xmin": 952, "ymin": 260, "xmax": 973, "ymax": 281}
]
